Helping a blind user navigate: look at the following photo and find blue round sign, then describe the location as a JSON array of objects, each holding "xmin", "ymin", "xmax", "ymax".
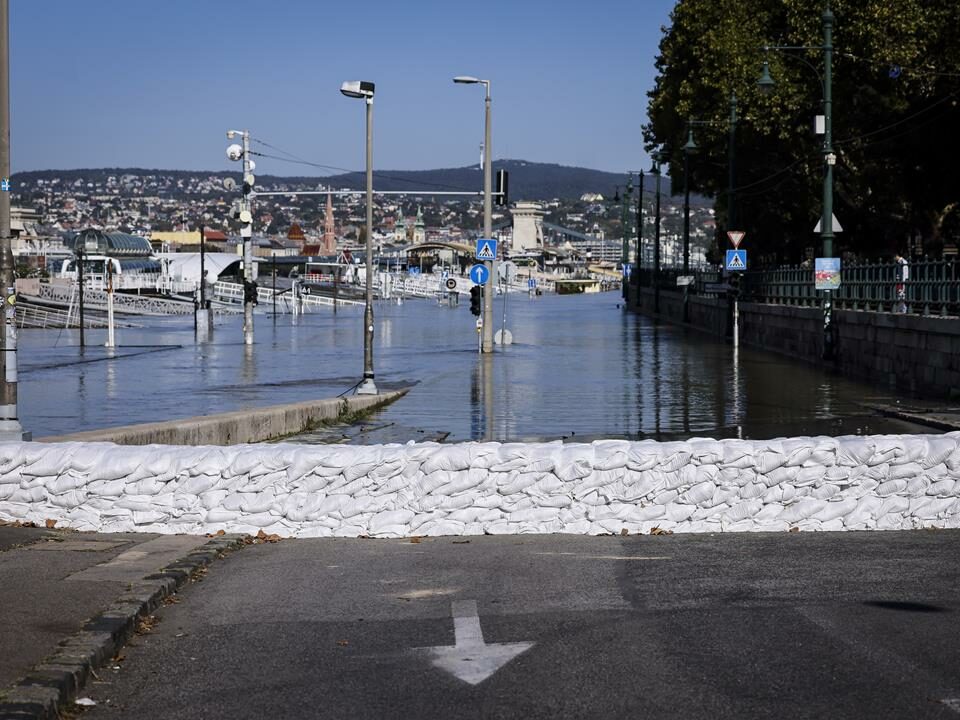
[{"xmin": 469, "ymin": 264, "xmax": 490, "ymax": 285}]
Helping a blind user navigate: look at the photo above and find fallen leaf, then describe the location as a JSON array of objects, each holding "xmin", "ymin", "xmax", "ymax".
[
  {"xmin": 256, "ymin": 529, "xmax": 267, "ymax": 540},
  {"xmin": 215, "ymin": 529, "xmax": 226, "ymax": 536},
  {"xmin": 409, "ymin": 536, "xmax": 422, "ymax": 544},
  {"xmin": 789, "ymin": 526, "xmax": 800, "ymax": 533},
  {"xmin": 452, "ymin": 539, "xmax": 470, "ymax": 545},
  {"xmin": 337, "ymin": 639, "xmax": 349, "ymax": 647},
  {"xmin": 649, "ymin": 527, "xmax": 673, "ymax": 536},
  {"xmin": 620, "ymin": 528, "xmax": 629, "ymax": 536},
  {"xmin": 45, "ymin": 519, "xmax": 57, "ymax": 529}
]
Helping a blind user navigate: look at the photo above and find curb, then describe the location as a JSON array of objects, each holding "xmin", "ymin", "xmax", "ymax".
[{"xmin": 0, "ymin": 534, "xmax": 246, "ymax": 720}]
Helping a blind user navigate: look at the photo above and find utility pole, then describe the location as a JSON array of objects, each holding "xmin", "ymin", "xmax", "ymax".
[
  {"xmin": 0, "ymin": 0, "xmax": 23, "ymax": 440},
  {"xmin": 241, "ymin": 131, "xmax": 254, "ymax": 346},
  {"xmin": 653, "ymin": 156, "xmax": 663, "ymax": 314},
  {"xmin": 728, "ymin": 91, "xmax": 738, "ymax": 232},
  {"xmin": 482, "ymin": 83, "xmax": 494, "ymax": 354},
  {"xmin": 821, "ymin": 1, "xmax": 835, "ymax": 360},
  {"xmin": 77, "ymin": 243, "xmax": 85, "ymax": 348},
  {"xmin": 634, "ymin": 171, "xmax": 644, "ymax": 294},
  {"xmin": 683, "ymin": 121, "xmax": 693, "ymax": 275}
]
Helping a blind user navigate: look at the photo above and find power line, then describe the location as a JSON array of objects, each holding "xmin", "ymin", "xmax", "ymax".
[{"xmin": 249, "ymin": 137, "xmax": 478, "ymax": 193}]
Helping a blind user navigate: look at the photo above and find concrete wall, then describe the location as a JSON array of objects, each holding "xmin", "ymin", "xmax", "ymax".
[
  {"xmin": 2, "ymin": 434, "xmax": 958, "ymax": 537},
  {"xmin": 628, "ymin": 284, "xmax": 960, "ymax": 399},
  {"xmin": 38, "ymin": 390, "xmax": 409, "ymax": 446}
]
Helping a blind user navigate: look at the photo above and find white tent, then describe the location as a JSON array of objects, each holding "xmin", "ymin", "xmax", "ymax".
[{"xmin": 155, "ymin": 253, "xmax": 241, "ymax": 284}]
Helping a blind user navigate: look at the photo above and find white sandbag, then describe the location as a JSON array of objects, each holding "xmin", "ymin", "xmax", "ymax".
[
  {"xmin": 723, "ymin": 499, "xmax": 763, "ymax": 522},
  {"xmin": 814, "ymin": 498, "xmax": 859, "ymax": 522},
  {"xmin": 927, "ymin": 479, "xmax": 956, "ymax": 497},
  {"xmin": 681, "ymin": 481, "xmax": 716, "ymax": 506},
  {"xmin": 875, "ymin": 479, "xmax": 908, "ymax": 497},
  {"xmin": 368, "ymin": 509, "xmax": 415, "ymax": 534},
  {"xmin": 665, "ymin": 503, "xmax": 696, "ymax": 522},
  {"xmin": 890, "ymin": 462, "xmax": 924, "ymax": 481}
]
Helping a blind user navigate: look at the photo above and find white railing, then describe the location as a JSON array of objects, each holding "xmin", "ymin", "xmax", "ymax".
[{"xmin": 213, "ymin": 281, "xmax": 363, "ymax": 312}]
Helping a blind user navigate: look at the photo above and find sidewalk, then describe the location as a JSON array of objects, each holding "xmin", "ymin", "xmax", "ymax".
[{"xmin": 0, "ymin": 524, "xmax": 243, "ymax": 719}]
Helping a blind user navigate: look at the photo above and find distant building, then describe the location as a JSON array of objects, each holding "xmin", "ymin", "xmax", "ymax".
[
  {"xmin": 322, "ymin": 192, "xmax": 337, "ymax": 255},
  {"xmin": 511, "ymin": 202, "xmax": 545, "ymax": 253},
  {"xmin": 393, "ymin": 209, "xmax": 407, "ymax": 244},
  {"xmin": 412, "ymin": 205, "xmax": 426, "ymax": 244}
]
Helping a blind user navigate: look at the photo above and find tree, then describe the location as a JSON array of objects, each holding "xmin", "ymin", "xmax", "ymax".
[{"xmin": 645, "ymin": 0, "xmax": 960, "ymax": 263}]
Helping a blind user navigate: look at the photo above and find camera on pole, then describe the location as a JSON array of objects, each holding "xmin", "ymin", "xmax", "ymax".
[
  {"xmin": 244, "ymin": 280, "xmax": 259, "ymax": 305},
  {"xmin": 470, "ymin": 285, "xmax": 482, "ymax": 316}
]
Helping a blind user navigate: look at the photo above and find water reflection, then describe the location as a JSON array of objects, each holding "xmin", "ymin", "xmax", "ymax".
[{"xmin": 15, "ymin": 293, "xmax": 936, "ymax": 441}]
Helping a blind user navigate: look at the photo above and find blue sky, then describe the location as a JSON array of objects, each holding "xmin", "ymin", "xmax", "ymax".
[{"xmin": 11, "ymin": 0, "xmax": 675, "ymax": 175}]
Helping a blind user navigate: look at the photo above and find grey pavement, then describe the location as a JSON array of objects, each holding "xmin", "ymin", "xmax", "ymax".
[
  {"xmin": 78, "ymin": 530, "xmax": 960, "ymax": 720},
  {"xmin": 0, "ymin": 526, "xmax": 208, "ymax": 695}
]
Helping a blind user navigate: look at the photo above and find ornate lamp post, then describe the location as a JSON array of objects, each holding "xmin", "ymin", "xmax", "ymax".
[{"xmin": 758, "ymin": 1, "xmax": 835, "ymax": 359}]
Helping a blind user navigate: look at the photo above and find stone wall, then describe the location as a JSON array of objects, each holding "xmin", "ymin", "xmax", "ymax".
[
  {"xmin": 2, "ymin": 435, "xmax": 958, "ymax": 537},
  {"xmin": 628, "ymin": 285, "xmax": 960, "ymax": 399}
]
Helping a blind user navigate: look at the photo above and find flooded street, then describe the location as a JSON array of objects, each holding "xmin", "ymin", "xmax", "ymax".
[{"xmin": 19, "ymin": 292, "xmax": 931, "ymax": 442}]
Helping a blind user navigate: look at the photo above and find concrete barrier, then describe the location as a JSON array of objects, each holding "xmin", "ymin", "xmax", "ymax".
[
  {"xmin": 2, "ymin": 433, "xmax": 959, "ymax": 537},
  {"xmin": 38, "ymin": 389, "xmax": 409, "ymax": 446}
]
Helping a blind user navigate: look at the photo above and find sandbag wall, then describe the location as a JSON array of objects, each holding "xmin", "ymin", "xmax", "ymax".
[{"xmin": 1, "ymin": 435, "xmax": 960, "ymax": 537}]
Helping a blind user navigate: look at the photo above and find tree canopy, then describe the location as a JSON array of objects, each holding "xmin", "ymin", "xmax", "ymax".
[{"xmin": 645, "ymin": 0, "xmax": 960, "ymax": 264}]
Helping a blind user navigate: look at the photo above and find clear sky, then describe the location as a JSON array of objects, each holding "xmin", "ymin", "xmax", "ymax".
[{"xmin": 10, "ymin": 0, "xmax": 675, "ymax": 176}]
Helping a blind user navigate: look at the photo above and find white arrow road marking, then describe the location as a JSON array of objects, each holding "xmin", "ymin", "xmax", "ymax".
[{"xmin": 417, "ymin": 599, "xmax": 533, "ymax": 685}]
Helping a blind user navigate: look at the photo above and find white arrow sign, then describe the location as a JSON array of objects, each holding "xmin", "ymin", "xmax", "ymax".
[{"xmin": 418, "ymin": 600, "xmax": 533, "ymax": 685}]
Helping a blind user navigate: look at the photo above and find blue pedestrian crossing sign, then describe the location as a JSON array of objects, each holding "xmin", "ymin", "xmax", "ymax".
[
  {"xmin": 528, "ymin": 278, "xmax": 536, "ymax": 289},
  {"xmin": 725, "ymin": 249, "xmax": 747, "ymax": 271},
  {"xmin": 475, "ymin": 238, "xmax": 497, "ymax": 260},
  {"xmin": 470, "ymin": 264, "xmax": 490, "ymax": 285}
]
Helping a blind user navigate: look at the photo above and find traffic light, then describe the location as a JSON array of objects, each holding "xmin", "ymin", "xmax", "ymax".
[
  {"xmin": 470, "ymin": 285, "xmax": 482, "ymax": 316},
  {"xmin": 244, "ymin": 280, "xmax": 259, "ymax": 305},
  {"xmin": 495, "ymin": 169, "xmax": 509, "ymax": 207}
]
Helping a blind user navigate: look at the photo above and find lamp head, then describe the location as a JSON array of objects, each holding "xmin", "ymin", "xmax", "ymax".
[
  {"xmin": 757, "ymin": 60, "xmax": 775, "ymax": 95},
  {"xmin": 684, "ymin": 126, "xmax": 698, "ymax": 152},
  {"xmin": 340, "ymin": 80, "xmax": 375, "ymax": 99},
  {"xmin": 453, "ymin": 76, "xmax": 481, "ymax": 84}
]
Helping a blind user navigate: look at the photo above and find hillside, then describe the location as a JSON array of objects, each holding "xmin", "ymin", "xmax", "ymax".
[{"xmin": 12, "ymin": 159, "xmax": 694, "ymax": 202}]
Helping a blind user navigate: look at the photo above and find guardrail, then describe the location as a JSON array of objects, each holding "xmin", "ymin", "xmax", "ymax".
[{"xmin": 213, "ymin": 281, "xmax": 363, "ymax": 311}]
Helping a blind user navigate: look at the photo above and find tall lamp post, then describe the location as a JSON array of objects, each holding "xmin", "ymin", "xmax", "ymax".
[
  {"xmin": 341, "ymin": 80, "xmax": 378, "ymax": 395},
  {"xmin": 0, "ymin": 0, "xmax": 25, "ymax": 440},
  {"xmin": 453, "ymin": 75, "xmax": 494, "ymax": 354},
  {"xmin": 758, "ymin": 0, "xmax": 835, "ymax": 359},
  {"xmin": 651, "ymin": 151, "xmax": 666, "ymax": 314},
  {"xmin": 226, "ymin": 129, "xmax": 255, "ymax": 345}
]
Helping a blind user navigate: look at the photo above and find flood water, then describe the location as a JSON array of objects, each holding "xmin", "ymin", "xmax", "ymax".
[{"xmin": 18, "ymin": 291, "xmax": 931, "ymax": 442}]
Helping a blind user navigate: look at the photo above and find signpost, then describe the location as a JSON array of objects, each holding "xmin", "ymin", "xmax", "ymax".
[
  {"xmin": 445, "ymin": 278, "xmax": 457, "ymax": 291},
  {"xmin": 815, "ymin": 257, "xmax": 841, "ymax": 290},
  {"xmin": 475, "ymin": 238, "xmax": 497, "ymax": 261},
  {"xmin": 725, "ymin": 249, "xmax": 747, "ymax": 271},
  {"xmin": 469, "ymin": 264, "xmax": 489, "ymax": 286}
]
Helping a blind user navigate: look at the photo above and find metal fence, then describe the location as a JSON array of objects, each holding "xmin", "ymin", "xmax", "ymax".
[{"xmin": 632, "ymin": 259, "xmax": 960, "ymax": 316}]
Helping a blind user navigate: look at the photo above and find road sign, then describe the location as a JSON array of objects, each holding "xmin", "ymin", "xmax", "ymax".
[
  {"xmin": 725, "ymin": 249, "xmax": 747, "ymax": 271},
  {"xmin": 494, "ymin": 329, "xmax": 513, "ymax": 346},
  {"xmin": 469, "ymin": 264, "xmax": 490, "ymax": 285},
  {"xmin": 813, "ymin": 213, "xmax": 844, "ymax": 233},
  {"xmin": 527, "ymin": 278, "xmax": 536, "ymax": 289},
  {"xmin": 815, "ymin": 257, "xmax": 841, "ymax": 290},
  {"xmin": 498, "ymin": 260, "xmax": 517, "ymax": 281},
  {"xmin": 441, "ymin": 270, "xmax": 449, "ymax": 280},
  {"xmin": 727, "ymin": 230, "xmax": 746, "ymax": 248},
  {"xmin": 444, "ymin": 278, "xmax": 457, "ymax": 291},
  {"xmin": 476, "ymin": 238, "xmax": 497, "ymax": 260},
  {"xmin": 408, "ymin": 266, "xmax": 420, "ymax": 276}
]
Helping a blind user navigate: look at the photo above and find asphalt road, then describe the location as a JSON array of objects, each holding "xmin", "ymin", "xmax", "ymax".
[{"xmin": 81, "ymin": 531, "xmax": 960, "ymax": 719}]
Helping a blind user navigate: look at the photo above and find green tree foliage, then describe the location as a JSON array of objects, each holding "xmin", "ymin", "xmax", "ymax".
[{"xmin": 645, "ymin": 0, "xmax": 960, "ymax": 263}]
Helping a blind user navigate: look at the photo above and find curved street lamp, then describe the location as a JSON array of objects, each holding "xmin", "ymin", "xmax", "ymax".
[
  {"xmin": 453, "ymin": 75, "xmax": 494, "ymax": 354},
  {"xmin": 341, "ymin": 80, "xmax": 378, "ymax": 395}
]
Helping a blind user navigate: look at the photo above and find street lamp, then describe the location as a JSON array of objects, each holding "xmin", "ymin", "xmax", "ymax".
[
  {"xmin": 453, "ymin": 75, "xmax": 494, "ymax": 354},
  {"xmin": 757, "ymin": 0, "xmax": 835, "ymax": 359},
  {"xmin": 226, "ymin": 129, "xmax": 255, "ymax": 345},
  {"xmin": 340, "ymin": 80, "xmax": 378, "ymax": 395},
  {"xmin": 682, "ymin": 122, "xmax": 697, "ymax": 274},
  {"xmin": 650, "ymin": 150, "xmax": 667, "ymax": 314}
]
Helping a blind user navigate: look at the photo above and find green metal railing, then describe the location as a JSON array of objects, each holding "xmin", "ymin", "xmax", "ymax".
[
  {"xmin": 742, "ymin": 259, "xmax": 960, "ymax": 316},
  {"xmin": 631, "ymin": 259, "xmax": 960, "ymax": 316}
]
